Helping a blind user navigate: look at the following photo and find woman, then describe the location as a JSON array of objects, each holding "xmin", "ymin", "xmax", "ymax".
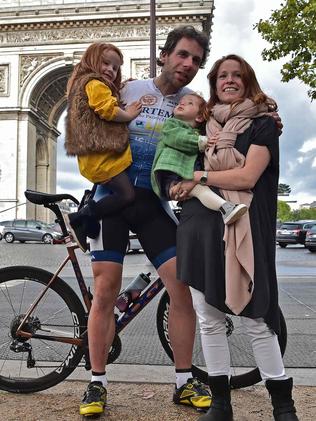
[{"xmin": 171, "ymin": 55, "xmax": 299, "ymax": 421}]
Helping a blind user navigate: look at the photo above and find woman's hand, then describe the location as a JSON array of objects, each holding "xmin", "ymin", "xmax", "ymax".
[{"xmin": 170, "ymin": 180, "xmax": 198, "ymax": 201}]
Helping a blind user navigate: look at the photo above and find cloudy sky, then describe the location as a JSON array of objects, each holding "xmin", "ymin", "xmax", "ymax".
[{"xmin": 57, "ymin": 0, "xmax": 316, "ymax": 208}]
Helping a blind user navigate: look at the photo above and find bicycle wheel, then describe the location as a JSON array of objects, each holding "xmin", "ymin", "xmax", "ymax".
[
  {"xmin": 156, "ymin": 291, "xmax": 287, "ymax": 388},
  {"xmin": 0, "ymin": 266, "xmax": 86, "ymax": 393}
]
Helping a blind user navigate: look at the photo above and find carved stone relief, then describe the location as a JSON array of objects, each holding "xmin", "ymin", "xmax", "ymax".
[
  {"xmin": 1, "ymin": 24, "xmax": 201, "ymax": 46},
  {"xmin": 0, "ymin": 64, "xmax": 9, "ymax": 96},
  {"xmin": 131, "ymin": 60, "xmax": 150, "ymax": 80},
  {"xmin": 130, "ymin": 59, "xmax": 161, "ymax": 79},
  {"xmin": 20, "ymin": 54, "xmax": 62, "ymax": 86}
]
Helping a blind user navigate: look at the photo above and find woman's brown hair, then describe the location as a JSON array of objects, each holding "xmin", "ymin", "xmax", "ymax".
[
  {"xmin": 204, "ymin": 54, "xmax": 277, "ymax": 119},
  {"xmin": 67, "ymin": 42, "xmax": 123, "ymax": 97}
]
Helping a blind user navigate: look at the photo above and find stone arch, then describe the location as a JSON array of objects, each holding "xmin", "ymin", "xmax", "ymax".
[{"xmin": 20, "ymin": 60, "xmax": 73, "ymax": 220}]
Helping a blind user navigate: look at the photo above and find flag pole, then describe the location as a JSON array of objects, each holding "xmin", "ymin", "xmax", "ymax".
[{"xmin": 149, "ymin": 0, "xmax": 156, "ymax": 78}]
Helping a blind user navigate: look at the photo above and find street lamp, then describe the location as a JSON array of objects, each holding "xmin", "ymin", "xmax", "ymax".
[{"xmin": 150, "ymin": 0, "xmax": 156, "ymax": 78}]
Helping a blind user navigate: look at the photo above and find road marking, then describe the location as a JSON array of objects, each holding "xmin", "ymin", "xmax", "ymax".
[{"xmin": 279, "ymin": 286, "xmax": 316, "ymax": 314}]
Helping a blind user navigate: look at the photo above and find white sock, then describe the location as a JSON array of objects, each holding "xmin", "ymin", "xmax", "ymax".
[
  {"xmin": 175, "ymin": 371, "xmax": 192, "ymax": 389},
  {"xmin": 91, "ymin": 373, "xmax": 108, "ymax": 387}
]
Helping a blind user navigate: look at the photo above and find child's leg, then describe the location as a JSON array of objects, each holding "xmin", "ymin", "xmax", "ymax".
[
  {"xmin": 66, "ymin": 171, "xmax": 134, "ymax": 249},
  {"xmin": 190, "ymin": 184, "xmax": 248, "ymax": 225},
  {"xmin": 190, "ymin": 184, "xmax": 225, "ymax": 209},
  {"xmin": 93, "ymin": 171, "xmax": 135, "ymax": 219}
]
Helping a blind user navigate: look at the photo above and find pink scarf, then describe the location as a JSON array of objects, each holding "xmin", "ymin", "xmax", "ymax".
[{"xmin": 205, "ymin": 99, "xmax": 269, "ymax": 315}]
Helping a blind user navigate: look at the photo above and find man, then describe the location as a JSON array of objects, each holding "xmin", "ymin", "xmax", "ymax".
[{"xmin": 79, "ymin": 26, "xmax": 212, "ymax": 417}]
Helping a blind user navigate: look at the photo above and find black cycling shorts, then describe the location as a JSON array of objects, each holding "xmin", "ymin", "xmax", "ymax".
[{"xmin": 89, "ymin": 187, "xmax": 177, "ymax": 269}]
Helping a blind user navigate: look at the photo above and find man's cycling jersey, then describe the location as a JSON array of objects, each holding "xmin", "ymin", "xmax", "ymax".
[{"xmin": 121, "ymin": 79, "xmax": 192, "ymax": 189}]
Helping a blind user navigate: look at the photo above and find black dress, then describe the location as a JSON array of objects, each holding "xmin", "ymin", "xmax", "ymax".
[{"xmin": 177, "ymin": 116, "xmax": 281, "ymax": 334}]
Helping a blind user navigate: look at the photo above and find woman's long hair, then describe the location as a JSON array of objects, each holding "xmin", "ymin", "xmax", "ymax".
[
  {"xmin": 67, "ymin": 42, "xmax": 123, "ymax": 98},
  {"xmin": 204, "ymin": 54, "xmax": 277, "ymax": 119}
]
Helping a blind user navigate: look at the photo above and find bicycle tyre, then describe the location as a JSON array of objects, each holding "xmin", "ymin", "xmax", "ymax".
[
  {"xmin": 0, "ymin": 266, "xmax": 86, "ymax": 393},
  {"xmin": 156, "ymin": 291, "xmax": 287, "ymax": 388}
]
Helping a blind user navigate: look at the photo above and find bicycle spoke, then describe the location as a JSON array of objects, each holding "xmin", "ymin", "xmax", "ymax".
[
  {"xmin": 0, "ymin": 267, "xmax": 86, "ymax": 392},
  {"xmin": 0, "ymin": 282, "xmax": 18, "ymax": 315}
]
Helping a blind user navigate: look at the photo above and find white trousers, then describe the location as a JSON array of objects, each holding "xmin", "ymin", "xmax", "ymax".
[{"xmin": 190, "ymin": 287, "xmax": 286, "ymax": 380}]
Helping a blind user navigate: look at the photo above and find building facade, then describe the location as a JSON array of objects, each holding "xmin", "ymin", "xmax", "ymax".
[{"xmin": 0, "ymin": 0, "xmax": 214, "ymax": 221}]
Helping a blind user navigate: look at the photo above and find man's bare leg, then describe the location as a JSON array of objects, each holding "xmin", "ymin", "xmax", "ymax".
[
  {"xmin": 157, "ymin": 257, "xmax": 195, "ymax": 368},
  {"xmin": 80, "ymin": 261, "xmax": 122, "ymax": 416},
  {"xmin": 157, "ymin": 257, "xmax": 211, "ymax": 410}
]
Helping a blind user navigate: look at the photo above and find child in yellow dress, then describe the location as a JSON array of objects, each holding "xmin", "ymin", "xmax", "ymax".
[{"xmin": 65, "ymin": 42, "xmax": 142, "ymax": 250}]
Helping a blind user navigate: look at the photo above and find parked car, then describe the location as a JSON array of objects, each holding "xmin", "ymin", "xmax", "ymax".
[
  {"xmin": 126, "ymin": 231, "xmax": 143, "ymax": 253},
  {"xmin": 1, "ymin": 219, "xmax": 63, "ymax": 244},
  {"xmin": 276, "ymin": 220, "xmax": 316, "ymax": 248},
  {"xmin": 0, "ymin": 220, "xmax": 13, "ymax": 241},
  {"xmin": 305, "ymin": 224, "xmax": 316, "ymax": 252}
]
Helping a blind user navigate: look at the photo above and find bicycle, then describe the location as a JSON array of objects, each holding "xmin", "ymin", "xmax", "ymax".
[{"xmin": 0, "ymin": 190, "xmax": 287, "ymax": 394}]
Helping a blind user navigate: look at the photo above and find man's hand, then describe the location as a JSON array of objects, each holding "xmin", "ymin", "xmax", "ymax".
[{"xmin": 270, "ymin": 111, "xmax": 283, "ymax": 135}]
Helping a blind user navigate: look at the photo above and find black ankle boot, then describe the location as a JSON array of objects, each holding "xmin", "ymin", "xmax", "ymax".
[
  {"xmin": 71, "ymin": 200, "xmax": 100, "ymax": 239},
  {"xmin": 198, "ymin": 375, "xmax": 233, "ymax": 421},
  {"xmin": 266, "ymin": 378, "xmax": 299, "ymax": 420}
]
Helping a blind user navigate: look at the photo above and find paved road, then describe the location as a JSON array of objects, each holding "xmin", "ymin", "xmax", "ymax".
[{"xmin": 0, "ymin": 242, "xmax": 315, "ymax": 369}]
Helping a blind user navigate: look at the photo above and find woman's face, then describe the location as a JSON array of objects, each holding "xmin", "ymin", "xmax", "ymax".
[{"xmin": 215, "ymin": 59, "xmax": 245, "ymax": 104}]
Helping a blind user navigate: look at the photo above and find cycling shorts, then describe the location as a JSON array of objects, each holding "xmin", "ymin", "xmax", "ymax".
[{"xmin": 89, "ymin": 187, "xmax": 177, "ymax": 269}]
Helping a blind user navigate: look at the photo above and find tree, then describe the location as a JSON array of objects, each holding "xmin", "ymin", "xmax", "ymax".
[
  {"xmin": 291, "ymin": 207, "xmax": 316, "ymax": 220},
  {"xmin": 278, "ymin": 183, "xmax": 291, "ymax": 195},
  {"xmin": 255, "ymin": 0, "xmax": 316, "ymax": 100},
  {"xmin": 277, "ymin": 200, "xmax": 292, "ymax": 221}
]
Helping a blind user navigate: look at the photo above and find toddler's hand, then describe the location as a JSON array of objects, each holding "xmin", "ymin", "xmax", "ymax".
[{"xmin": 207, "ymin": 133, "xmax": 219, "ymax": 148}]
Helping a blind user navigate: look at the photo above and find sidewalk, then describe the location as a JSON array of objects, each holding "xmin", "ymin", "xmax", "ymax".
[{"xmin": 2, "ymin": 365, "xmax": 315, "ymax": 421}]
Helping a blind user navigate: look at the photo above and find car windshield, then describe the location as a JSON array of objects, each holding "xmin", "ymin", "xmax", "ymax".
[{"xmin": 280, "ymin": 224, "xmax": 301, "ymax": 230}]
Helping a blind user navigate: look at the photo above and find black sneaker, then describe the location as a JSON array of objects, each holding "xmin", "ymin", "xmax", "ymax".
[
  {"xmin": 173, "ymin": 377, "xmax": 211, "ymax": 411},
  {"xmin": 79, "ymin": 381, "xmax": 107, "ymax": 417},
  {"xmin": 64, "ymin": 213, "xmax": 88, "ymax": 252}
]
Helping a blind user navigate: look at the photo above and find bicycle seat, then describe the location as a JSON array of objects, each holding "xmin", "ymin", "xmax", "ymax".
[{"xmin": 25, "ymin": 190, "xmax": 79, "ymax": 205}]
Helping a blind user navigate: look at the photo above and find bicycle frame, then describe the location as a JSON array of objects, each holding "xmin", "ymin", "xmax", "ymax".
[{"xmin": 16, "ymin": 222, "xmax": 165, "ymax": 347}]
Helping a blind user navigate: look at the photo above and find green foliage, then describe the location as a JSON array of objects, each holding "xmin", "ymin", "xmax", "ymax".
[
  {"xmin": 277, "ymin": 200, "xmax": 316, "ymax": 221},
  {"xmin": 291, "ymin": 207, "xmax": 316, "ymax": 220},
  {"xmin": 255, "ymin": 0, "xmax": 316, "ymax": 100},
  {"xmin": 277, "ymin": 200, "xmax": 292, "ymax": 221},
  {"xmin": 278, "ymin": 183, "xmax": 291, "ymax": 195}
]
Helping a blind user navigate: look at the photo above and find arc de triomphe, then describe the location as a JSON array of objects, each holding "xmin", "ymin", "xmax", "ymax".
[{"xmin": 0, "ymin": 0, "xmax": 213, "ymax": 221}]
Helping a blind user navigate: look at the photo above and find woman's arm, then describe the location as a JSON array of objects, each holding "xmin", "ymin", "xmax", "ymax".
[
  {"xmin": 172, "ymin": 144, "xmax": 271, "ymax": 201},
  {"xmin": 194, "ymin": 145, "xmax": 270, "ymax": 190},
  {"xmin": 193, "ymin": 144, "xmax": 271, "ymax": 190}
]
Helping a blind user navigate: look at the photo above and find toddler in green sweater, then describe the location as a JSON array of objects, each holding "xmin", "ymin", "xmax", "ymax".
[{"xmin": 151, "ymin": 93, "xmax": 247, "ymax": 225}]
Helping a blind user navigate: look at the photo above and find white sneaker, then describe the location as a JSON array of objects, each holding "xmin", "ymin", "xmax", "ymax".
[{"xmin": 220, "ymin": 202, "xmax": 248, "ymax": 225}]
